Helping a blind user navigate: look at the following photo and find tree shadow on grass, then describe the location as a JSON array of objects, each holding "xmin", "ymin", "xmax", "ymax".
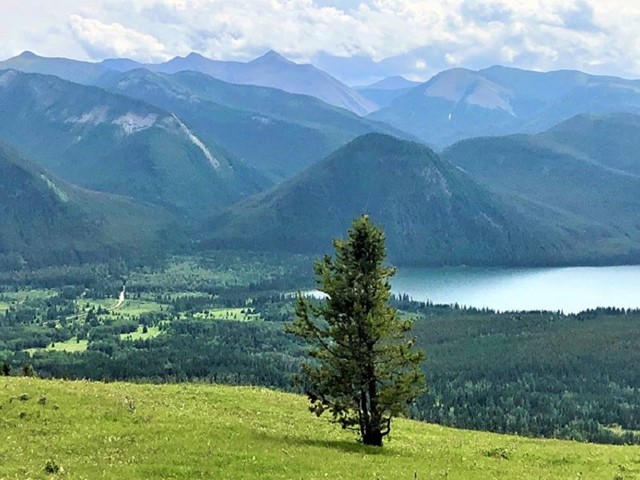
[{"xmin": 280, "ymin": 435, "xmax": 395, "ymax": 456}]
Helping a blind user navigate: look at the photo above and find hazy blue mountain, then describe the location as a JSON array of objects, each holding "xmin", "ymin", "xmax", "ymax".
[
  {"xmin": 101, "ymin": 51, "xmax": 376, "ymax": 115},
  {"xmin": 205, "ymin": 134, "xmax": 593, "ymax": 267},
  {"xmin": 99, "ymin": 58, "xmax": 147, "ymax": 72},
  {"xmin": 443, "ymin": 114, "xmax": 640, "ymax": 259},
  {"xmin": 0, "ymin": 143, "xmax": 170, "ymax": 267},
  {"xmin": 355, "ymin": 76, "xmax": 421, "ymax": 108},
  {"xmin": 97, "ymin": 68, "xmax": 410, "ymax": 180},
  {"xmin": 0, "ymin": 69, "xmax": 267, "ymax": 216},
  {"xmin": 359, "ymin": 76, "xmax": 421, "ymax": 90},
  {"xmin": 371, "ymin": 66, "xmax": 640, "ymax": 148},
  {"xmin": 153, "ymin": 51, "xmax": 377, "ymax": 115},
  {"xmin": 0, "ymin": 51, "xmax": 109, "ymax": 84},
  {"xmin": 2, "ymin": 50, "xmax": 376, "ymax": 115}
]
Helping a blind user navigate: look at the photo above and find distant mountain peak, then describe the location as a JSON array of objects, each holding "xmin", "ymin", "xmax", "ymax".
[
  {"xmin": 165, "ymin": 52, "xmax": 209, "ymax": 64},
  {"xmin": 17, "ymin": 51, "xmax": 39, "ymax": 59},
  {"xmin": 185, "ymin": 52, "xmax": 207, "ymax": 60},
  {"xmin": 361, "ymin": 76, "xmax": 421, "ymax": 90},
  {"xmin": 251, "ymin": 50, "xmax": 294, "ymax": 65}
]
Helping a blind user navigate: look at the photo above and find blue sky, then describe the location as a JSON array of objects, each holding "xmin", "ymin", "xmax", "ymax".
[{"xmin": 1, "ymin": 0, "xmax": 639, "ymax": 84}]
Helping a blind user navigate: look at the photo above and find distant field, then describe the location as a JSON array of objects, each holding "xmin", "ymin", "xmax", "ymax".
[
  {"xmin": 192, "ymin": 307, "xmax": 260, "ymax": 322},
  {"xmin": 25, "ymin": 338, "xmax": 88, "ymax": 355},
  {"xmin": 120, "ymin": 326, "xmax": 162, "ymax": 341},
  {"xmin": 0, "ymin": 289, "xmax": 54, "ymax": 304},
  {"xmin": 75, "ymin": 298, "xmax": 165, "ymax": 316},
  {"xmin": 1, "ymin": 377, "xmax": 639, "ymax": 480}
]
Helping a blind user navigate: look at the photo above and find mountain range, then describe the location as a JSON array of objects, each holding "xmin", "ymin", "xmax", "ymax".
[
  {"xmin": 0, "ymin": 51, "xmax": 375, "ymax": 116},
  {"xmin": 443, "ymin": 114, "xmax": 640, "ymax": 255},
  {"xmin": 371, "ymin": 66, "xmax": 640, "ymax": 148},
  {"xmin": 95, "ymin": 68, "xmax": 409, "ymax": 180},
  {"xmin": 205, "ymin": 134, "xmax": 595, "ymax": 266},
  {"xmin": 2, "ymin": 50, "xmax": 640, "ymax": 268}
]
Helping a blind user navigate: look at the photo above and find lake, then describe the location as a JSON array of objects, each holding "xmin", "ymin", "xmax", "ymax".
[{"xmin": 392, "ymin": 265, "xmax": 640, "ymax": 313}]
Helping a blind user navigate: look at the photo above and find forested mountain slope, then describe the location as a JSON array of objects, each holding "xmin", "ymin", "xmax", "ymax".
[
  {"xmin": 443, "ymin": 114, "xmax": 640, "ymax": 258},
  {"xmin": 0, "ymin": 69, "xmax": 267, "ymax": 216},
  {"xmin": 97, "ymin": 68, "xmax": 407, "ymax": 180},
  {"xmin": 206, "ymin": 134, "xmax": 595, "ymax": 266},
  {"xmin": 0, "ymin": 144, "xmax": 169, "ymax": 267}
]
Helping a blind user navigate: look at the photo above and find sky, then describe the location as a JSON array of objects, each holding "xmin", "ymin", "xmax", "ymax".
[{"xmin": 1, "ymin": 0, "xmax": 640, "ymax": 85}]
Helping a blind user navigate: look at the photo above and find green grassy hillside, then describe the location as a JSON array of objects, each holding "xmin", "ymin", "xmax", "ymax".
[{"xmin": 2, "ymin": 377, "xmax": 639, "ymax": 480}]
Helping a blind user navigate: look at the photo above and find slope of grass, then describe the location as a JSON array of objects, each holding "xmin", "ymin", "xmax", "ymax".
[{"xmin": 1, "ymin": 378, "xmax": 639, "ymax": 479}]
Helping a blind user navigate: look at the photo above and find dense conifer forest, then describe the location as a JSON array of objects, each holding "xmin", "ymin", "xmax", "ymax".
[{"xmin": 2, "ymin": 254, "xmax": 640, "ymax": 446}]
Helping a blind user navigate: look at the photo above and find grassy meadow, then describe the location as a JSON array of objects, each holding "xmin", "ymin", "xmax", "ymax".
[{"xmin": 2, "ymin": 377, "xmax": 639, "ymax": 480}]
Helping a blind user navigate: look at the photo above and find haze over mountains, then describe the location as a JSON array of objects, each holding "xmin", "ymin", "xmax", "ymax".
[
  {"xmin": 0, "ymin": 51, "xmax": 375, "ymax": 116},
  {"xmin": 355, "ymin": 76, "xmax": 422, "ymax": 109},
  {"xmin": 3, "ymin": 49, "xmax": 640, "ymax": 267},
  {"xmin": 95, "ymin": 68, "xmax": 407, "ymax": 180},
  {"xmin": 372, "ymin": 66, "xmax": 640, "ymax": 148}
]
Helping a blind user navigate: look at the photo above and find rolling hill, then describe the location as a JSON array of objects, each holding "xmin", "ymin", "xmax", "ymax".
[
  {"xmin": 0, "ymin": 144, "xmax": 169, "ymax": 267},
  {"xmin": 2, "ymin": 377, "xmax": 638, "ymax": 479},
  {"xmin": 206, "ymin": 134, "xmax": 589, "ymax": 266},
  {"xmin": 97, "ymin": 68, "xmax": 410, "ymax": 180},
  {"xmin": 371, "ymin": 66, "xmax": 640, "ymax": 148},
  {"xmin": 0, "ymin": 69, "xmax": 268, "ymax": 216},
  {"xmin": 536, "ymin": 113, "xmax": 640, "ymax": 175}
]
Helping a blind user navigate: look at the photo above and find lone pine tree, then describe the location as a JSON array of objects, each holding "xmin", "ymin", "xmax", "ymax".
[{"xmin": 288, "ymin": 215, "xmax": 425, "ymax": 447}]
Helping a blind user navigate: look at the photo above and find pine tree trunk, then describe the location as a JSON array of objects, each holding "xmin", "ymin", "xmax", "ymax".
[{"xmin": 363, "ymin": 429, "xmax": 383, "ymax": 447}]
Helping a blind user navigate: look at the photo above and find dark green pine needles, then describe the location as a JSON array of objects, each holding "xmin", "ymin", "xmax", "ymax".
[{"xmin": 288, "ymin": 215, "xmax": 425, "ymax": 447}]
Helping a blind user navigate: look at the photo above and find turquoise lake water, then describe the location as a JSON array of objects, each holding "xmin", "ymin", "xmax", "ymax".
[{"xmin": 392, "ymin": 265, "xmax": 640, "ymax": 313}]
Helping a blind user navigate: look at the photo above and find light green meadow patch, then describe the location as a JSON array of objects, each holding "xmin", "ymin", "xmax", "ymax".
[
  {"xmin": 120, "ymin": 326, "xmax": 162, "ymax": 341},
  {"xmin": 2, "ymin": 377, "xmax": 640, "ymax": 480},
  {"xmin": 75, "ymin": 298, "xmax": 165, "ymax": 316},
  {"xmin": 0, "ymin": 289, "xmax": 55, "ymax": 304},
  {"xmin": 25, "ymin": 338, "xmax": 88, "ymax": 355},
  {"xmin": 47, "ymin": 338, "xmax": 89, "ymax": 353},
  {"xmin": 115, "ymin": 300, "xmax": 165, "ymax": 316},
  {"xmin": 193, "ymin": 307, "xmax": 260, "ymax": 322}
]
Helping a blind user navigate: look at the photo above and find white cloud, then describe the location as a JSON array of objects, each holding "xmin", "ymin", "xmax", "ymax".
[
  {"xmin": 2, "ymin": 0, "xmax": 640, "ymax": 80},
  {"xmin": 68, "ymin": 14, "xmax": 168, "ymax": 62}
]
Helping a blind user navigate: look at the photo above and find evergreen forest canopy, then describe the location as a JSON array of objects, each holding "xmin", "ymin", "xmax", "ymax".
[{"xmin": 1, "ymin": 253, "xmax": 640, "ymax": 446}]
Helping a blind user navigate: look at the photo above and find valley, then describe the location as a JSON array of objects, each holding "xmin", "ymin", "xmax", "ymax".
[{"xmin": 3, "ymin": 254, "xmax": 640, "ymax": 447}]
